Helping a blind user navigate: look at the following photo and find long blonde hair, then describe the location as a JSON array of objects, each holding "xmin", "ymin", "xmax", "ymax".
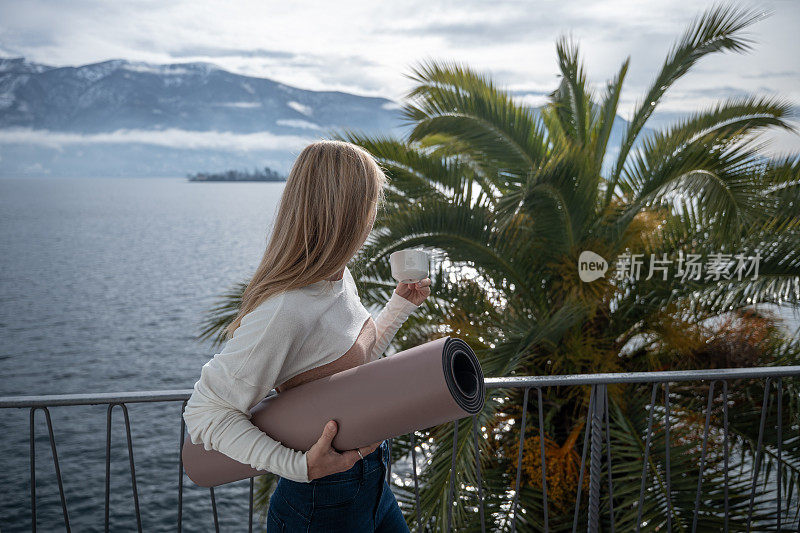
[{"xmin": 225, "ymin": 140, "xmax": 387, "ymax": 338}]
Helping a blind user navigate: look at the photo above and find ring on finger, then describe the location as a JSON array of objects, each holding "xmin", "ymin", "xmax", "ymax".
[{"xmin": 356, "ymin": 449, "xmax": 364, "ymax": 461}]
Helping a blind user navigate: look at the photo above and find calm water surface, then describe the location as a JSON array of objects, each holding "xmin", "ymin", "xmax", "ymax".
[
  {"xmin": 0, "ymin": 176, "xmax": 287, "ymax": 531},
  {"xmin": 1, "ymin": 176, "xmax": 798, "ymax": 531}
]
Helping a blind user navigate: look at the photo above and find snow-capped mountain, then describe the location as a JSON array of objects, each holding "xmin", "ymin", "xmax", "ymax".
[
  {"xmin": 0, "ymin": 56, "xmax": 641, "ymax": 178},
  {"xmin": 0, "ymin": 57, "xmax": 407, "ymax": 177}
]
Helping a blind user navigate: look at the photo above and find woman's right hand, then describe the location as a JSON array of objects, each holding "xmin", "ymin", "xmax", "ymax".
[{"xmin": 306, "ymin": 420, "xmax": 381, "ymax": 481}]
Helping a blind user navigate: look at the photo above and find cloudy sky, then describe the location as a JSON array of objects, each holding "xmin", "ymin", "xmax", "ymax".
[{"xmin": 1, "ymin": 0, "xmax": 798, "ymax": 150}]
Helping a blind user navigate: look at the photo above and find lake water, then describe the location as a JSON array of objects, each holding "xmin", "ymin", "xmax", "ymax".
[
  {"xmin": 0, "ymin": 176, "xmax": 289, "ymax": 532},
  {"xmin": 1, "ymin": 176, "xmax": 798, "ymax": 531}
]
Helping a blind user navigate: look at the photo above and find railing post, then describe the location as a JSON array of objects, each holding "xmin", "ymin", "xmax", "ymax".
[
  {"xmin": 410, "ymin": 432, "xmax": 422, "ymax": 532},
  {"xmin": 104, "ymin": 403, "xmax": 142, "ymax": 533},
  {"xmin": 664, "ymin": 382, "xmax": 673, "ymax": 533},
  {"xmin": 249, "ymin": 477, "xmax": 254, "ymax": 533},
  {"xmin": 386, "ymin": 437, "xmax": 392, "ymax": 483},
  {"xmin": 587, "ymin": 384, "xmax": 605, "ymax": 533},
  {"xmin": 472, "ymin": 416, "xmax": 486, "ymax": 533},
  {"xmin": 29, "ymin": 406, "xmax": 71, "ymax": 532},
  {"xmin": 510, "ymin": 387, "xmax": 529, "ymax": 533},
  {"xmin": 572, "ymin": 384, "xmax": 595, "ymax": 532},
  {"xmin": 209, "ymin": 487, "xmax": 220, "ymax": 532},
  {"xmin": 177, "ymin": 400, "xmax": 187, "ymax": 533},
  {"xmin": 747, "ymin": 377, "xmax": 773, "ymax": 531},
  {"xmin": 536, "ymin": 387, "xmax": 549, "ymax": 532},
  {"xmin": 603, "ymin": 386, "xmax": 614, "ymax": 532},
  {"xmin": 447, "ymin": 418, "xmax": 459, "ymax": 532},
  {"xmin": 635, "ymin": 383, "xmax": 659, "ymax": 533}
]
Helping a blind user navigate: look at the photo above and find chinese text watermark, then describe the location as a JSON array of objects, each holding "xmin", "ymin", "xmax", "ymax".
[{"xmin": 578, "ymin": 250, "xmax": 761, "ymax": 283}]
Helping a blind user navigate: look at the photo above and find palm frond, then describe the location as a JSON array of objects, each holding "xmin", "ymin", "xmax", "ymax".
[
  {"xmin": 594, "ymin": 57, "xmax": 630, "ymax": 177},
  {"xmin": 608, "ymin": 3, "xmax": 766, "ymax": 197},
  {"xmin": 549, "ymin": 36, "xmax": 594, "ymax": 146},
  {"xmin": 401, "ymin": 58, "xmax": 551, "ymax": 187},
  {"xmin": 195, "ymin": 281, "xmax": 247, "ymax": 348}
]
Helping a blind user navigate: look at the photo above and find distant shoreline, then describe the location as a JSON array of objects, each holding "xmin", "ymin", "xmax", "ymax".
[
  {"xmin": 187, "ymin": 177, "xmax": 286, "ymax": 182},
  {"xmin": 187, "ymin": 167, "xmax": 286, "ymax": 182}
]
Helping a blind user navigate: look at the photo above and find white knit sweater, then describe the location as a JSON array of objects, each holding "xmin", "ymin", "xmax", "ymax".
[{"xmin": 182, "ymin": 266, "xmax": 419, "ymax": 483}]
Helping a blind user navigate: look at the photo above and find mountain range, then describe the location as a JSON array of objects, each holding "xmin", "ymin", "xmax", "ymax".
[
  {"xmin": 0, "ymin": 56, "xmax": 627, "ymax": 178},
  {"xmin": 0, "ymin": 57, "xmax": 412, "ymax": 177}
]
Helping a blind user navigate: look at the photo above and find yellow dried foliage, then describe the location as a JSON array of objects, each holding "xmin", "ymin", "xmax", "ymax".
[{"xmin": 487, "ymin": 405, "xmax": 589, "ymax": 516}]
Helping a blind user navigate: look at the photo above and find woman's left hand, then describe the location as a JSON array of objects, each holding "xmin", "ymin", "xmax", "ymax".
[{"xmin": 395, "ymin": 278, "xmax": 431, "ymax": 306}]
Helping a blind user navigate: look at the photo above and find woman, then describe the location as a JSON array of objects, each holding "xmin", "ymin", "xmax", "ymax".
[{"xmin": 183, "ymin": 140, "xmax": 430, "ymax": 532}]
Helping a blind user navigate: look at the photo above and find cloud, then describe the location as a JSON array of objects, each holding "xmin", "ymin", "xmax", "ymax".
[
  {"xmin": 392, "ymin": 9, "xmax": 672, "ymax": 47},
  {"xmin": 171, "ymin": 46, "xmax": 297, "ymax": 60},
  {"xmin": 742, "ymin": 70, "xmax": 800, "ymax": 79},
  {"xmin": 511, "ymin": 91, "xmax": 551, "ymax": 108},
  {"xmin": 287, "ymin": 101, "xmax": 313, "ymax": 116},
  {"xmin": 215, "ymin": 102, "xmax": 262, "ymax": 109},
  {"xmin": 0, "ymin": 127, "xmax": 315, "ymax": 152},
  {"xmin": 275, "ymin": 119, "xmax": 321, "ymax": 130},
  {"xmin": 0, "ymin": 0, "xmax": 797, "ymax": 147}
]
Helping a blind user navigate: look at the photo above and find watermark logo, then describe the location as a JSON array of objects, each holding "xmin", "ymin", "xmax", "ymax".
[
  {"xmin": 578, "ymin": 250, "xmax": 608, "ymax": 282},
  {"xmin": 578, "ymin": 250, "xmax": 761, "ymax": 282}
]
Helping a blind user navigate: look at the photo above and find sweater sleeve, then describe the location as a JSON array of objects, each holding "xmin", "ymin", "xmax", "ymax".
[
  {"xmin": 182, "ymin": 293, "xmax": 312, "ymax": 483},
  {"xmin": 370, "ymin": 291, "xmax": 420, "ymax": 361}
]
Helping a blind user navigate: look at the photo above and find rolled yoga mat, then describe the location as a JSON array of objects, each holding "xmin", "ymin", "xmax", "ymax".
[{"xmin": 182, "ymin": 335, "xmax": 485, "ymax": 487}]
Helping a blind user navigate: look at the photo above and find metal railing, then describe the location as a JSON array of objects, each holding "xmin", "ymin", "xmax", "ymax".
[
  {"xmin": 2, "ymin": 366, "xmax": 799, "ymax": 532},
  {"xmin": 481, "ymin": 367, "xmax": 800, "ymax": 532}
]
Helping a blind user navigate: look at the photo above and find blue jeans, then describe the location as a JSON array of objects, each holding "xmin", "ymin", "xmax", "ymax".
[{"xmin": 266, "ymin": 440, "xmax": 410, "ymax": 532}]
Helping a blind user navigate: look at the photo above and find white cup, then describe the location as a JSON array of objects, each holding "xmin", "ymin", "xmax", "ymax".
[{"xmin": 390, "ymin": 248, "xmax": 429, "ymax": 284}]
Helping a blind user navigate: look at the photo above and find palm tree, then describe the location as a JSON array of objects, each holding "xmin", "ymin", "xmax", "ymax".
[{"xmin": 198, "ymin": 3, "xmax": 800, "ymax": 530}]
